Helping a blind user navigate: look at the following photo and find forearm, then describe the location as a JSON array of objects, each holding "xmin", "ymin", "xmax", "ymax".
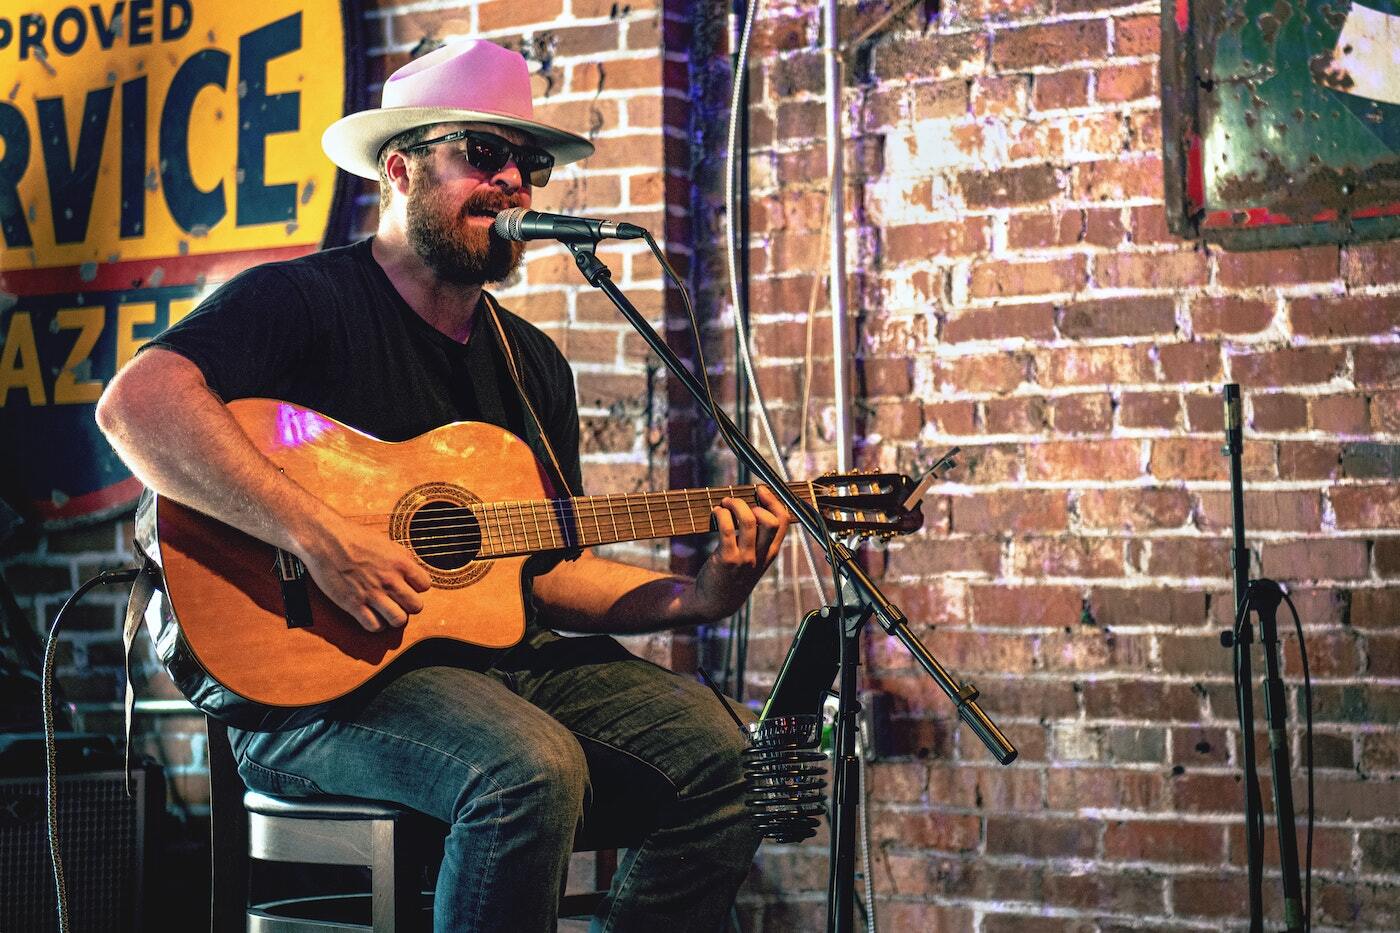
[
  {"xmin": 96, "ymin": 348, "xmax": 336, "ymax": 555},
  {"xmin": 531, "ymin": 551, "xmax": 709, "ymax": 634}
]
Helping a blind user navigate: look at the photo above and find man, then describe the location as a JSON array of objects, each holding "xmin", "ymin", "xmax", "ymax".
[{"xmin": 96, "ymin": 40, "xmax": 789, "ymax": 932}]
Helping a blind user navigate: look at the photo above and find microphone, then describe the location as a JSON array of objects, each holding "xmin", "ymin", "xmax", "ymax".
[{"xmin": 492, "ymin": 207, "xmax": 647, "ymax": 244}]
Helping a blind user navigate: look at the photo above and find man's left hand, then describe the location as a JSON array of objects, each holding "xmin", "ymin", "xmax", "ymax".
[{"xmin": 681, "ymin": 485, "xmax": 793, "ymax": 621}]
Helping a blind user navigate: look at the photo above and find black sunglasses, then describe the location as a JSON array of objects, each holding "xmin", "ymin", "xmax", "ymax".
[{"xmin": 401, "ymin": 129, "xmax": 554, "ymax": 187}]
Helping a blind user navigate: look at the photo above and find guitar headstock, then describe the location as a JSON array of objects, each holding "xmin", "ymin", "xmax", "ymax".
[{"xmin": 810, "ymin": 449, "xmax": 960, "ymax": 540}]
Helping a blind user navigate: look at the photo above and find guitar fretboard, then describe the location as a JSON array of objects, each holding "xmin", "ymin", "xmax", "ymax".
[{"xmin": 410, "ymin": 482, "xmax": 820, "ymax": 560}]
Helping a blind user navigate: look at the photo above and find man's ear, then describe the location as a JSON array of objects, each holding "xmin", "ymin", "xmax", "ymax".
[{"xmin": 383, "ymin": 150, "xmax": 414, "ymax": 197}]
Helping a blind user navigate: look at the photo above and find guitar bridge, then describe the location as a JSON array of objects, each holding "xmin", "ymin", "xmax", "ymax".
[{"xmin": 273, "ymin": 549, "xmax": 313, "ymax": 629}]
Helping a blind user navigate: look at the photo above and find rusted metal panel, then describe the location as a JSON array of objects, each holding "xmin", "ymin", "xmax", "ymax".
[{"xmin": 1163, "ymin": 0, "xmax": 1400, "ymax": 249}]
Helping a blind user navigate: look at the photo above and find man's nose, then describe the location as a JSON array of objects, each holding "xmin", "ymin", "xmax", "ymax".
[{"xmin": 491, "ymin": 160, "xmax": 524, "ymax": 193}]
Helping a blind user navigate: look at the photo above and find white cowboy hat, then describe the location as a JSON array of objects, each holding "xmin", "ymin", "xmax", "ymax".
[{"xmin": 321, "ymin": 39, "xmax": 594, "ymax": 180}]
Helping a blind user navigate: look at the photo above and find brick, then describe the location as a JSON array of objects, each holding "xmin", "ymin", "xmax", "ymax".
[
  {"xmin": 1289, "ymin": 294, "xmax": 1400, "ymax": 338},
  {"xmin": 1056, "ymin": 297, "xmax": 1176, "ymax": 340},
  {"xmin": 925, "ymin": 400, "xmax": 978, "ymax": 434},
  {"xmin": 1357, "ymin": 386, "xmax": 1398, "ymax": 432},
  {"xmin": 992, "ymin": 21, "xmax": 1109, "ymax": 70},
  {"xmin": 1344, "ymin": 238, "xmax": 1400, "ymax": 287},
  {"xmin": 1331, "ymin": 486, "xmax": 1400, "ymax": 529},
  {"xmin": 934, "ymin": 353, "xmax": 1031, "ymax": 393},
  {"xmin": 1050, "ymin": 393, "xmax": 1113, "ymax": 433},
  {"xmin": 943, "ymin": 304, "xmax": 1056, "ymax": 343},
  {"xmin": 1311, "ymin": 776, "xmax": 1400, "ymax": 821},
  {"xmin": 1189, "ymin": 296, "xmax": 1276, "ymax": 335},
  {"xmin": 1033, "ymin": 70, "xmax": 1090, "ymax": 110},
  {"xmin": 1118, "ymin": 391, "xmax": 1181, "ymax": 429},
  {"xmin": 971, "ymin": 75, "xmax": 1030, "ymax": 118},
  {"xmin": 971, "ymin": 257, "xmax": 1087, "ymax": 298},
  {"xmin": 986, "ymin": 817, "xmax": 1098, "ymax": 858},
  {"xmin": 1142, "ymin": 538, "xmax": 1231, "ymax": 578},
  {"xmin": 1028, "ymin": 439, "xmax": 1141, "ymax": 480},
  {"xmin": 1260, "ymin": 539, "xmax": 1369, "ymax": 580},
  {"xmin": 1038, "ymin": 629, "xmax": 1152, "ymax": 671},
  {"xmin": 1158, "ymin": 341, "xmax": 1224, "ymax": 382},
  {"xmin": 1008, "ymin": 210, "xmax": 1080, "ymax": 249},
  {"xmin": 1096, "ymin": 249, "xmax": 1208, "ymax": 288},
  {"xmin": 1278, "ymin": 441, "xmax": 1342, "ymax": 480},
  {"xmin": 1353, "ymin": 588, "xmax": 1400, "ymax": 628},
  {"xmin": 1039, "ymin": 345, "xmax": 1157, "ymax": 387},
  {"xmin": 1129, "ymin": 204, "xmax": 1173, "ymax": 244},
  {"xmin": 1217, "ymin": 245, "xmax": 1339, "ymax": 288},
  {"xmin": 1230, "ymin": 346, "xmax": 1346, "ymax": 387},
  {"xmin": 1355, "ymin": 345, "xmax": 1400, "ymax": 385},
  {"xmin": 983, "ymin": 395, "xmax": 1050, "ymax": 433},
  {"xmin": 1080, "ymin": 679, "xmax": 1202, "ymax": 721},
  {"xmin": 971, "ymin": 584, "xmax": 1082, "ymax": 627},
  {"xmin": 911, "ymin": 78, "xmax": 971, "ymax": 119},
  {"xmin": 1149, "ymin": 438, "xmax": 1272, "ymax": 481},
  {"xmin": 1076, "ymin": 488, "xmax": 1192, "ymax": 531},
  {"xmin": 1095, "ymin": 62, "xmax": 1155, "ymax": 102},
  {"xmin": 1083, "ymin": 207, "xmax": 1127, "ymax": 246},
  {"xmin": 1310, "ymin": 393, "xmax": 1370, "ymax": 433},
  {"xmin": 1114, "ymin": 14, "xmax": 1161, "ymax": 55},
  {"xmin": 952, "ymin": 443, "xmax": 1025, "ymax": 484},
  {"xmin": 960, "ymin": 165, "xmax": 1061, "ymax": 207},
  {"xmin": 1014, "ymin": 536, "xmax": 1124, "ymax": 577},
  {"xmin": 1196, "ymin": 490, "xmax": 1322, "ymax": 533},
  {"xmin": 874, "ymin": 32, "xmax": 989, "ymax": 82},
  {"xmin": 1185, "ymin": 393, "xmax": 1226, "ymax": 431},
  {"xmin": 1250, "ymin": 392, "xmax": 1308, "ymax": 431},
  {"xmin": 1103, "ymin": 821, "xmax": 1226, "ymax": 865},
  {"xmin": 884, "ymin": 218, "xmax": 990, "ymax": 262},
  {"xmin": 1072, "ymin": 157, "xmax": 1164, "ymax": 201},
  {"xmin": 961, "ymin": 0, "xmax": 1052, "ymax": 20}
]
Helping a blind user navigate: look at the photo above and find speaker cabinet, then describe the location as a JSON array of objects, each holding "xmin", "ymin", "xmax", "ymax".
[{"xmin": 0, "ymin": 765, "xmax": 161, "ymax": 933}]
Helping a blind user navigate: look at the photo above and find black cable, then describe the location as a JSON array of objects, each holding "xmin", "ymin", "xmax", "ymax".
[
  {"xmin": 43, "ymin": 567, "xmax": 142, "ymax": 933},
  {"xmin": 1281, "ymin": 591, "xmax": 1314, "ymax": 932}
]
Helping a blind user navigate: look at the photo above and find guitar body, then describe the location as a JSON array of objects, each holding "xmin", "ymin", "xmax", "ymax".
[{"xmin": 151, "ymin": 398, "xmax": 551, "ymax": 708}]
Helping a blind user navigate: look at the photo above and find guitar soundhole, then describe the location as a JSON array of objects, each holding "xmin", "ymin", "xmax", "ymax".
[
  {"xmin": 408, "ymin": 500, "xmax": 479, "ymax": 571},
  {"xmin": 390, "ymin": 483, "xmax": 489, "ymax": 589}
]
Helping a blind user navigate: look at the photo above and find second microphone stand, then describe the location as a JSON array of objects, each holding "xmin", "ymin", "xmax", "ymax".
[{"xmin": 566, "ymin": 240, "xmax": 1017, "ymax": 933}]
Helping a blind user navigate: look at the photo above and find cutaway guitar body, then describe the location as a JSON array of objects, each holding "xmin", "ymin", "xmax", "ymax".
[{"xmin": 149, "ymin": 399, "xmax": 927, "ymax": 710}]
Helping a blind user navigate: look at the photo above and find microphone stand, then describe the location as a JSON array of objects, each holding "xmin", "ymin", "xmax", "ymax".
[
  {"xmin": 565, "ymin": 240, "xmax": 1017, "ymax": 933},
  {"xmin": 1219, "ymin": 384, "xmax": 1305, "ymax": 932}
]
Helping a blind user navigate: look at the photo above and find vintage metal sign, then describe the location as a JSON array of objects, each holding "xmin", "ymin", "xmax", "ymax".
[
  {"xmin": 0, "ymin": 1, "xmax": 362, "ymax": 525},
  {"xmin": 1163, "ymin": 0, "xmax": 1400, "ymax": 248}
]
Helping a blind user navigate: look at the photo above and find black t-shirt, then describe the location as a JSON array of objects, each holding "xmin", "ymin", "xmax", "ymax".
[
  {"xmin": 142, "ymin": 238, "xmax": 582, "ymax": 727},
  {"xmin": 147, "ymin": 237, "xmax": 582, "ymax": 486}
]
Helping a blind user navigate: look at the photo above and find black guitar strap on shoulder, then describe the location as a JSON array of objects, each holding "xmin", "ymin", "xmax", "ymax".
[{"xmin": 481, "ymin": 291, "xmax": 578, "ymax": 501}]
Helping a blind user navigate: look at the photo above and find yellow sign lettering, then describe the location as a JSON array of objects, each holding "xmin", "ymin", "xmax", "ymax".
[
  {"xmin": 0, "ymin": 311, "xmax": 47, "ymax": 407},
  {"xmin": 116, "ymin": 302, "xmax": 159, "ymax": 371},
  {"xmin": 53, "ymin": 306, "xmax": 106, "ymax": 405}
]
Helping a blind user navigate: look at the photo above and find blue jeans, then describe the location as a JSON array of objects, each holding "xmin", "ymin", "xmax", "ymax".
[{"xmin": 229, "ymin": 635, "xmax": 759, "ymax": 932}]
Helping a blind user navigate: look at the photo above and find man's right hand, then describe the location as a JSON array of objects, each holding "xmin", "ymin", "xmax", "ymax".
[{"xmin": 300, "ymin": 517, "xmax": 433, "ymax": 632}]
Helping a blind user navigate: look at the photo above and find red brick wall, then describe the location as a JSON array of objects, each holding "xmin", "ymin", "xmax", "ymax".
[
  {"xmin": 716, "ymin": 2, "xmax": 1400, "ymax": 930},
  {"xmin": 5, "ymin": 0, "xmax": 1397, "ymax": 929}
]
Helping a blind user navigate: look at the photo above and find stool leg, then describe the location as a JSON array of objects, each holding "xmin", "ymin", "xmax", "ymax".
[{"xmin": 370, "ymin": 819, "xmax": 398, "ymax": 932}]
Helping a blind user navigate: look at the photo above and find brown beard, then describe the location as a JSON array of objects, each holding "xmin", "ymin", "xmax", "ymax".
[{"xmin": 405, "ymin": 166, "xmax": 526, "ymax": 285}]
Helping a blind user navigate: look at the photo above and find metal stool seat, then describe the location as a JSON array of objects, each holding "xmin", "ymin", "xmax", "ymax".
[{"xmin": 245, "ymin": 789, "xmax": 442, "ymax": 933}]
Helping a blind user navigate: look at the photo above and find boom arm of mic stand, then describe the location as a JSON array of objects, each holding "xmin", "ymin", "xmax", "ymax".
[{"xmin": 568, "ymin": 242, "xmax": 1017, "ymax": 766}]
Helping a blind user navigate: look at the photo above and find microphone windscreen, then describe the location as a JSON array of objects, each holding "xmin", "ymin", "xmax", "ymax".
[{"xmin": 493, "ymin": 207, "xmax": 528, "ymax": 241}]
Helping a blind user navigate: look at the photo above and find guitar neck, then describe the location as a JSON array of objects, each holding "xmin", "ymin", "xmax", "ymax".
[{"xmin": 475, "ymin": 481, "xmax": 817, "ymax": 556}]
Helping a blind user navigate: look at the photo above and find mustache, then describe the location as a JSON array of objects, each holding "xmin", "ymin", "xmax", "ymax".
[{"xmin": 458, "ymin": 190, "xmax": 526, "ymax": 223}]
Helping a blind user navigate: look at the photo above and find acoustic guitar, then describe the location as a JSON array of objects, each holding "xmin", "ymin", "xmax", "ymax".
[{"xmin": 142, "ymin": 398, "xmax": 926, "ymax": 708}]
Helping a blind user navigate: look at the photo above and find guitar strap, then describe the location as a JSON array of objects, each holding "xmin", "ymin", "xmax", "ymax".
[
  {"xmin": 480, "ymin": 291, "xmax": 578, "ymax": 500},
  {"xmin": 122, "ymin": 559, "xmax": 160, "ymax": 795}
]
